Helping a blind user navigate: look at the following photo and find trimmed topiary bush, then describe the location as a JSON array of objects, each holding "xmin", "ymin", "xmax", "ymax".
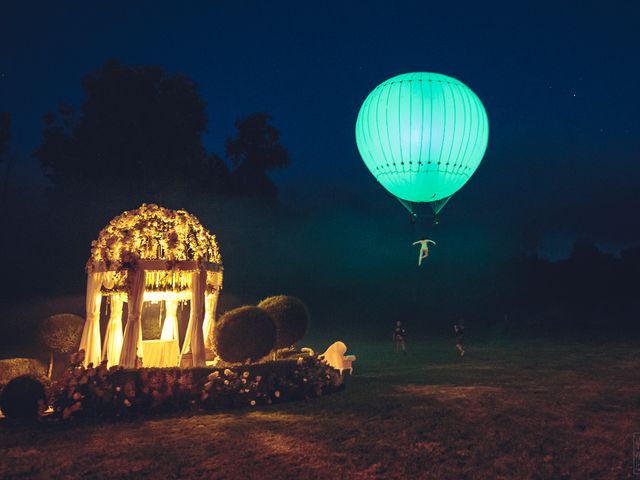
[
  {"xmin": 38, "ymin": 313, "xmax": 85, "ymax": 378},
  {"xmin": 0, "ymin": 358, "xmax": 47, "ymax": 389},
  {"xmin": 214, "ymin": 306, "xmax": 277, "ymax": 364},
  {"xmin": 258, "ymin": 295, "xmax": 310, "ymax": 349},
  {"xmin": 0, "ymin": 375, "xmax": 46, "ymax": 421}
]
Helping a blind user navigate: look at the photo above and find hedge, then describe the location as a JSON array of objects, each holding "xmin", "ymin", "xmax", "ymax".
[
  {"xmin": 51, "ymin": 355, "xmax": 344, "ymax": 421},
  {"xmin": 0, "ymin": 375, "xmax": 47, "ymax": 420},
  {"xmin": 258, "ymin": 295, "xmax": 310, "ymax": 349},
  {"xmin": 213, "ymin": 306, "xmax": 277, "ymax": 363},
  {"xmin": 0, "ymin": 358, "xmax": 47, "ymax": 393}
]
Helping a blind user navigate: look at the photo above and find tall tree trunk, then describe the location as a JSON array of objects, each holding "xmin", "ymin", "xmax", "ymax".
[{"xmin": 48, "ymin": 351, "xmax": 54, "ymax": 379}]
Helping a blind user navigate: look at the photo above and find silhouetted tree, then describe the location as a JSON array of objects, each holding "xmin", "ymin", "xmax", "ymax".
[
  {"xmin": 620, "ymin": 244, "xmax": 640, "ymax": 265},
  {"xmin": 203, "ymin": 153, "xmax": 231, "ymax": 194},
  {"xmin": 226, "ymin": 112, "xmax": 290, "ymax": 201},
  {"xmin": 0, "ymin": 112, "xmax": 12, "ymax": 207},
  {"xmin": 38, "ymin": 313, "xmax": 84, "ymax": 378},
  {"xmin": 516, "ymin": 227, "xmax": 541, "ymax": 258},
  {"xmin": 569, "ymin": 238, "xmax": 608, "ymax": 263},
  {"xmin": 34, "ymin": 60, "xmax": 228, "ymax": 198},
  {"xmin": 0, "ymin": 112, "xmax": 10, "ymax": 163}
]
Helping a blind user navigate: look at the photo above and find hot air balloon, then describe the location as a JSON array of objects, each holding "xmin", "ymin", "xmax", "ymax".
[{"xmin": 355, "ymin": 72, "xmax": 489, "ymax": 223}]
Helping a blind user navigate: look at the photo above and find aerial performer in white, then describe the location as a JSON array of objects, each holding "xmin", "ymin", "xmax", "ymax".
[
  {"xmin": 355, "ymin": 72, "xmax": 489, "ymax": 259},
  {"xmin": 413, "ymin": 239, "xmax": 436, "ymax": 266}
]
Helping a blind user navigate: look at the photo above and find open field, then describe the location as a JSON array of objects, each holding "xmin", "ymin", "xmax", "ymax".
[{"xmin": 1, "ymin": 339, "xmax": 639, "ymax": 479}]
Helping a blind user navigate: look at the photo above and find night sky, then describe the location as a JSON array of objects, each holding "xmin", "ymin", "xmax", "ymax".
[{"xmin": 2, "ymin": 1, "xmax": 639, "ymax": 277}]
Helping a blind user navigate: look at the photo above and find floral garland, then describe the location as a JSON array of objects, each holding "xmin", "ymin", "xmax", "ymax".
[
  {"xmin": 87, "ymin": 204, "xmax": 221, "ymax": 271},
  {"xmin": 50, "ymin": 352, "xmax": 344, "ymax": 421}
]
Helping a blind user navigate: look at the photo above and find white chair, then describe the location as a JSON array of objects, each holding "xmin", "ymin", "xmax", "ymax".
[{"xmin": 318, "ymin": 341, "xmax": 356, "ymax": 375}]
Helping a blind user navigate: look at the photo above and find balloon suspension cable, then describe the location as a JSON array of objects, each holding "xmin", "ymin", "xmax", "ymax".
[
  {"xmin": 430, "ymin": 196, "xmax": 452, "ymax": 217},
  {"xmin": 397, "ymin": 196, "xmax": 452, "ymax": 225},
  {"xmin": 397, "ymin": 198, "xmax": 417, "ymax": 219}
]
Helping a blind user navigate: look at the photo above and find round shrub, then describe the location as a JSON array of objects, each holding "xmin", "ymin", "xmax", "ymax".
[
  {"xmin": 0, "ymin": 358, "xmax": 47, "ymax": 387},
  {"xmin": 257, "ymin": 295, "xmax": 310, "ymax": 349},
  {"xmin": 39, "ymin": 313, "xmax": 85, "ymax": 354},
  {"xmin": 0, "ymin": 375, "xmax": 46, "ymax": 421},
  {"xmin": 38, "ymin": 313, "xmax": 85, "ymax": 377},
  {"xmin": 214, "ymin": 306, "xmax": 277, "ymax": 364}
]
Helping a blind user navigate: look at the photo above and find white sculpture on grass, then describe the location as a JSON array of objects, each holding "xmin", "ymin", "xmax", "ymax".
[{"xmin": 318, "ymin": 341, "xmax": 356, "ymax": 375}]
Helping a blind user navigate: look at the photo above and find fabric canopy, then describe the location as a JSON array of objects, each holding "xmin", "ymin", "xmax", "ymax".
[
  {"xmin": 141, "ymin": 339, "xmax": 180, "ymax": 367},
  {"xmin": 81, "ymin": 266, "xmax": 221, "ymax": 369},
  {"xmin": 79, "ymin": 272, "xmax": 104, "ymax": 367},
  {"xmin": 119, "ymin": 268, "xmax": 146, "ymax": 368},
  {"xmin": 102, "ymin": 296, "xmax": 124, "ymax": 368},
  {"xmin": 180, "ymin": 268, "xmax": 207, "ymax": 367},
  {"xmin": 160, "ymin": 298, "xmax": 180, "ymax": 341},
  {"xmin": 203, "ymin": 290, "xmax": 219, "ymax": 350}
]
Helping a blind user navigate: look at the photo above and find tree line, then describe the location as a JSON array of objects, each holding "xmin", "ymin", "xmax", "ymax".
[
  {"xmin": 490, "ymin": 239, "xmax": 640, "ymax": 335},
  {"xmin": 4, "ymin": 59, "xmax": 290, "ymax": 205}
]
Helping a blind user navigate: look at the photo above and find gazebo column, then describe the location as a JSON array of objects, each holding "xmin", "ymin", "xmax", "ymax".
[
  {"xmin": 203, "ymin": 289, "xmax": 219, "ymax": 350},
  {"xmin": 180, "ymin": 268, "xmax": 207, "ymax": 367},
  {"xmin": 79, "ymin": 272, "xmax": 104, "ymax": 367},
  {"xmin": 119, "ymin": 268, "xmax": 146, "ymax": 368},
  {"xmin": 102, "ymin": 295, "xmax": 124, "ymax": 368},
  {"xmin": 161, "ymin": 298, "xmax": 180, "ymax": 341}
]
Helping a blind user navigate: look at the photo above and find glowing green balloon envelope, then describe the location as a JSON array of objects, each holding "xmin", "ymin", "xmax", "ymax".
[{"xmin": 355, "ymin": 72, "xmax": 489, "ymax": 204}]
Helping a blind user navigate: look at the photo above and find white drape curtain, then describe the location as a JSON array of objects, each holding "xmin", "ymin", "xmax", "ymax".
[
  {"xmin": 80, "ymin": 272, "xmax": 104, "ymax": 367},
  {"xmin": 180, "ymin": 269, "xmax": 207, "ymax": 367},
  {"xmin": 203, "ymin": 290, "xmax": 219, "ymax": 350},
  {"xmin": 160, "ymin": 299, "xmax": 180, "ymax": 341},
  {"xmin": 119, "ymin": 269, "xmax": 146, "ymax": 368},
  {"xmin": 102, "ymin": 296, "xmax": 124, "ymax": 368}
]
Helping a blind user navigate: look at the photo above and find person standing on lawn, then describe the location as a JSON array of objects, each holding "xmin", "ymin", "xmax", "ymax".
[
  {"xmin": 393, "ymin": 321, "xmax": 406, "ymax": 353},
  {"xmin": 454, "ymin": 321, "xmax": 465, "ymax": 357}
]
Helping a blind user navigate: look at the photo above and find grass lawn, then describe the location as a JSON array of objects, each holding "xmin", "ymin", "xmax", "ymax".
[{"xmin": 1, "ymin": 339, "xmax": 639, "ymax": 479}]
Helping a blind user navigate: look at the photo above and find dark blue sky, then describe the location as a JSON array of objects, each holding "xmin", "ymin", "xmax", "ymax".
[{"xmin": 2, "ymin": 1, "xmax": 639, "ymax": 255}]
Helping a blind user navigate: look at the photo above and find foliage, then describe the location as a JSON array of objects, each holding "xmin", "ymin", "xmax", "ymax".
[
  {"xmin": 38, "ymin": 314, "xmax": 84, "ymax": 379},
  {"xmin": 33, "ymin": 59, "xmax": 223, "ymax": 196},
  {"xmin": 258, "ymin": 295, "xmax": 310, "ymax": 349},
  {"xmin": 226, "ymin": 112, "xmax": 290, "ymax": 201},
  {"xmin": 51, "ymin": 355, "xmax": 342, "ymax": 421},
  {"xmin": 501, "ymin": 240, "xmax": 640, "ymax": 333},
  {"xmin": 87, "ymin": 203, "xmax": 221, "ymax": 269},
  {"xmin": 38, "ymin": 314, "xmax": 84, "ymax": 355},
  {"xmin": 0, "ymin": 111, "xmax": 10, "ymax": 162},
  {"xmin": 0, "ymin": 375, "xmax": 46, "ymax": 420},
  {"xmin": 0, "ymin": 358, "xmax": 47, "ymax": 390},
  {"xmin": 213, "ymin": 306, "xmax": 277, "ymax": 363},
  {"xmin": 201, "ymin": 356, "xmax": 343, "ymax": 410},
  {"xmin": 33, "ymin": 60, "xmax": 291, "ymax": 203},
  {"xmin": 50, "ymin": 361, "xmax": 204, "ymax": 420}
]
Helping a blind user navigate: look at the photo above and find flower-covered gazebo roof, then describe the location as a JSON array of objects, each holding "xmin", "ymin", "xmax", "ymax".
[{"xmin": 87, "ymin": 204, "xmax": 221, "ymax": 271}]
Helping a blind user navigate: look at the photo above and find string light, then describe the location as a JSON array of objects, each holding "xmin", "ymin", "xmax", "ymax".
[{"xmin": 86, "ymin": 204, "xmax": 223, "ymax": 295}]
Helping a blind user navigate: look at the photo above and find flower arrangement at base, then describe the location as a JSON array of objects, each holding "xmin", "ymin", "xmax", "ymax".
[
  {"xmin": 200, "ymin": 356, "xmax": 343, "ymax": 411},
  {"xmin": 50, "ymin": 352, "xmax": 344, "ymax": 422}
]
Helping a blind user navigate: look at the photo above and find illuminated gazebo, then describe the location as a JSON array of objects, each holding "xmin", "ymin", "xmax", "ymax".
[{"xmin": 79, "ymin": 204, "xmax": 223, "ymax": 368}]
